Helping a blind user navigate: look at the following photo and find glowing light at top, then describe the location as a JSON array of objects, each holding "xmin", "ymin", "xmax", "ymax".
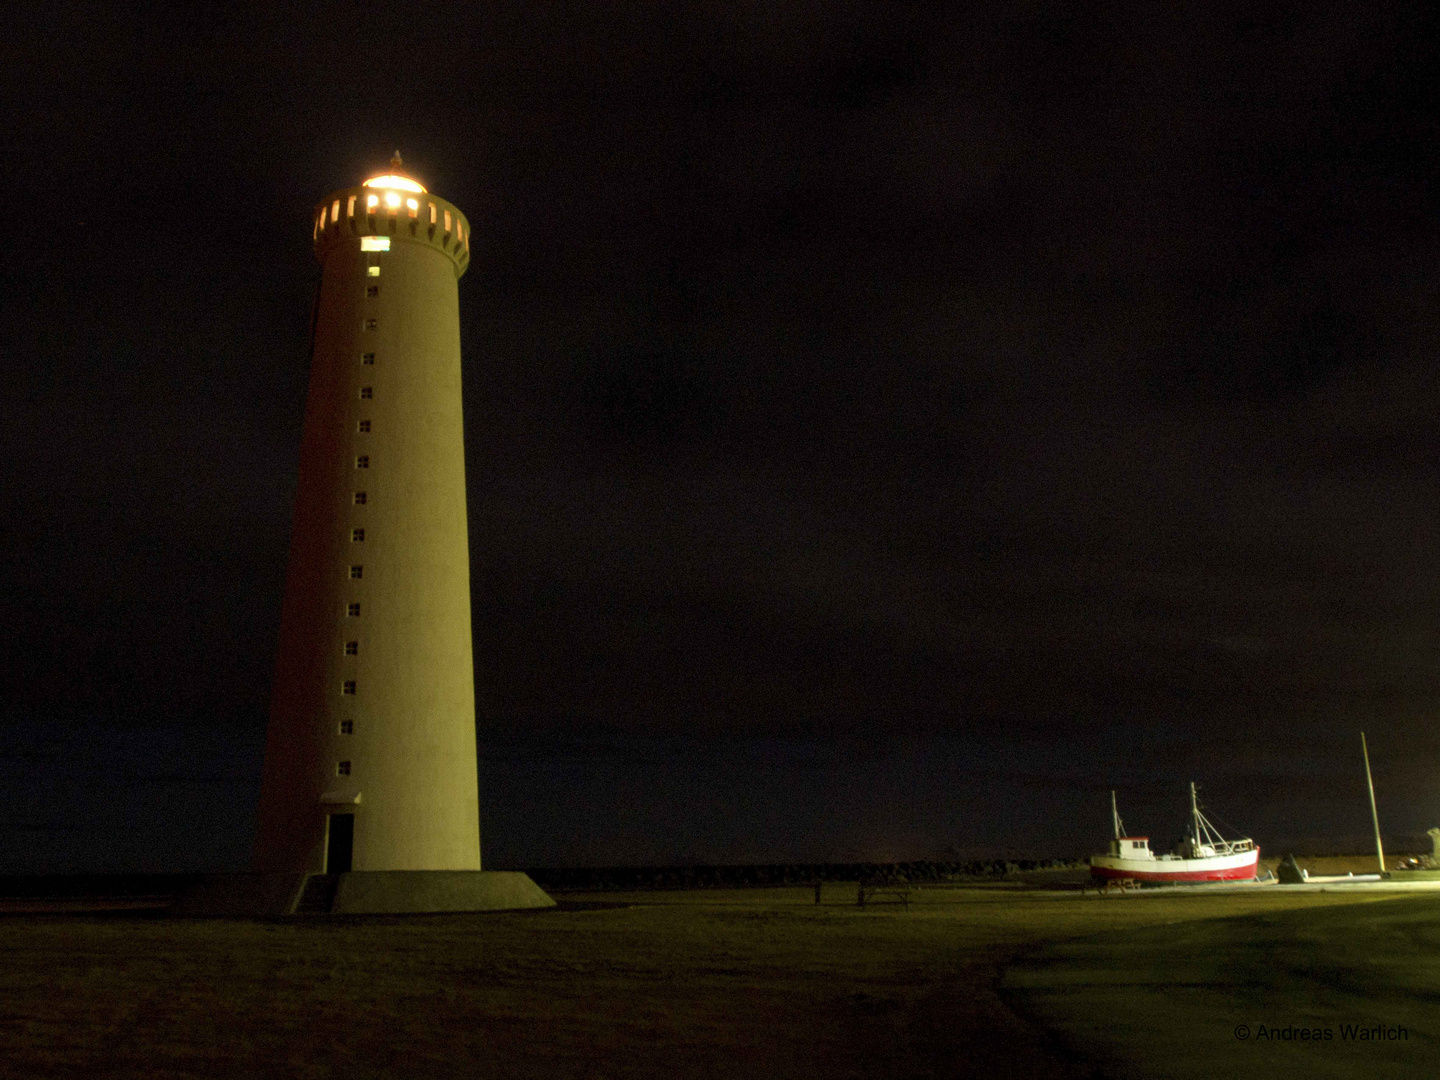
[
  {"xmin": 364, "ymin": 174, "xmax": 426, "ymax": 193},
  {"xmin": 362, "ymin": 150, "xmax": 426, "ymax": 193}
]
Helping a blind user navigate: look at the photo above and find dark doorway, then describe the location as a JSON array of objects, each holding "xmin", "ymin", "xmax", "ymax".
[{"xmin": 326, "ymin": 814, "xmax": 354, "ymax": 874}]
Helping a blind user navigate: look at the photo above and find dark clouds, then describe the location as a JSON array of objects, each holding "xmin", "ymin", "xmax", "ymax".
[{"xmin": 4, "ymin": 2, "xmax": 1440, "ymax": 865}]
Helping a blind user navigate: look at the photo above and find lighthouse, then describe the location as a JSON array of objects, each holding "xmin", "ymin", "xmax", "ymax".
[{"xmin": 189, "ymin": 156, "xmax": 551, "ymax": 915}]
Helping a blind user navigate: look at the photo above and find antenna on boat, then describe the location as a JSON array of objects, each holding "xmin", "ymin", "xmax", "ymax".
[
  {"xmin": 1111, "ymin": 790, "xmax": 1121, "ymax": 840},
  {"xmin": 1362, "ymin": 731, "xmax": 1385, "ymax": 874},
  {"xmin": 1190, "ymin": 781, "xmax": 1200, "ymax": 848}
]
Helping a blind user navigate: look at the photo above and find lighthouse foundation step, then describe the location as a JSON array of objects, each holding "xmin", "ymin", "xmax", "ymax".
[
  {"xmin": 296, "ymin": 873, "xmax": 340, "ymax": 913},
  {"xmin": 171, "ymin": 870, "xmax": 554, "ymax": 917}
]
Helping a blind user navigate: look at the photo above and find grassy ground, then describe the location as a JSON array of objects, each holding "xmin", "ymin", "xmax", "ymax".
[
  {"xmin": 0, "ymin": 884, "xmax": 1422, "ymax": 1079},
  {"xmin": 1005, "ymin": 893, "xmax": 1440, "ymax": 1078}
]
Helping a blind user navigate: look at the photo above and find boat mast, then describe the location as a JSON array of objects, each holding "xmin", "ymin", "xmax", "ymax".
[
  {"xmin": 1111, "ymin": 790, "xmax": 1120, "ymax": 840},
  {"xmin": 1190, "ymin": 781, "xmax": 1199, "ymax": 849},
  {"xmin": 1362, "ymin": 731, "xmax": 1385, "ymax": 874}
]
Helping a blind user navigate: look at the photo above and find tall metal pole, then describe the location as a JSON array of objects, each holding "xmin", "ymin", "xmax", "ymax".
[
  {"xmin": 1111, "ymin": 790, "xmax": 1120, "ymax": 840},
  {"xmin": 1361, "ymin": 731, "xmax": 1385, "ymax": 874},
  {"xmin": 1190, "ymin": 781, "xmax": 1199, "ymax": 847}
]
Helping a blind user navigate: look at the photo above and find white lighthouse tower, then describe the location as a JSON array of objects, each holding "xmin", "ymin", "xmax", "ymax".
[{"xmin": 183, "ymin": 157, "xmax": 550, "ymax": 915}]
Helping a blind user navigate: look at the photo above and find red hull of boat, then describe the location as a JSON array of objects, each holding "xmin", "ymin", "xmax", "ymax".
[{"xmin": 1089, "ymin": 858, "xmax": 1258, "ymax": 884}]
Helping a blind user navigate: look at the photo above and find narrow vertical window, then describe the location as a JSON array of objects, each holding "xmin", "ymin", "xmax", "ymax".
[
  {"xmin": 429, "ymin": 203, "xmax": 436, "ymax": 225},
  {"xmin": 332, "ymin": 198, "xmax": 341, "ymax": 221},
  {"xmin": 444, "ymin": 209, "xmax": 452, "ymax": 232},
  {"xmin": 347, "ymin": 194, "xmax": 356, "ymax": 218}
]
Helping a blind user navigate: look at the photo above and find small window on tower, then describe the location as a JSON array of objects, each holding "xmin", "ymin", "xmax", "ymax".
[
  {"xmin": 347, "ymin": 195, "xmax": 357, "ymax": 218},
  {"xmin": 345, "ymin": 641, "xmax": 358, "ymax": 656},
  {"xmin": 349, "ymin": 566, "xmax": 363, "ymax": 579},
  {"xmin": 347, "ymin": 603, "xmax": 361, "ymax": 616},
  {"xmin": 358, "ymin": 420, "xmax": 371, "ymax": 433},
  {"xmin": 364, "ymin": 318, "xmax": 377, "ymax": 330},
  {"xmin": 354, "ymin": 492, "xmax": 367, "ymax": 505},
  {"xmin": 342, "ymin": 681, "xmax": 356, "ymax": 695},
  {"xmin": 360, "ymin": 234, "xmax": 388, "ymax": 250},
  {"xmin": 355, "ymin": 455, "xmax": 369, "ymax": 469},
  {"xmin": 340, "ymin": 720, "xmax": 354, "ymax": 735},
  {"xmin": 360, "ymin": 387, "xmax": 373, "ymax": 399},
  {"xmin": 367, "ymin": 266, "xmax": 380, "ymax": 277},
  {"xmin": 361, "ymin": 352, "xmax": 375, "ymax": 365},
  {"xmin": 351, "ymin": 528, "xmax": 365, "ymax": 541},
  {"xmin": 332, "ymin": 199, "xmax": 341, "ymax": 221},
  {"xmin": 337, "ymin": 761, "xmax": 352, "ymax": 776},
  {"xmin": 366, "ymin": 285, "xmax": 378, "ymax": 298},
  {"xmin": 444, "ymin": 209, "xmax": 452, "ymax": 232},
  {"xmin": 429, "ymin": 203, "xmax": 437, "ymax": 225}
]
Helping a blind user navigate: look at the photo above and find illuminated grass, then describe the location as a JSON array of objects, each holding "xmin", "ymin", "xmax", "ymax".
[
  {"xmin": 1005, "ymin": 894, "xmax": 1440, "ymax": 1079},
  {"xmin": 0, "ymin": 886, "xmax": 1414, "ymax": 1079}
]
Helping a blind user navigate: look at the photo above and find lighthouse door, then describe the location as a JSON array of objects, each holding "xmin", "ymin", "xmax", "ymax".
[{"xmin": 326, "ymin": 814, "xmax": 354, "ymax": 874}]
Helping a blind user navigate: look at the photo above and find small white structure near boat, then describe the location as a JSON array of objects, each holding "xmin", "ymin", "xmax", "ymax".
[{"xmin": 1090, "ymin": 784, "xmax": 1260, "ymax": 884}]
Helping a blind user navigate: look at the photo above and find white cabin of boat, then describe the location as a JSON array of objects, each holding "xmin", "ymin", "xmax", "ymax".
[{"xmin": 1109, "ymin": 836, "xmax": 1155, "ymax": 860}]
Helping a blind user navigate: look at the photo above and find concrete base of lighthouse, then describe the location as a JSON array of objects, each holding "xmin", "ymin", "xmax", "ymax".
[{"xmin": 171, "ymin": 871, "xmax": 554, "ymax": 917}]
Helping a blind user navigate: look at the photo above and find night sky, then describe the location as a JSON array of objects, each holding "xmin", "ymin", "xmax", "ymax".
[{"xmin": 5, "ymin": 3, "xmax": 1440, "ymax": 871}]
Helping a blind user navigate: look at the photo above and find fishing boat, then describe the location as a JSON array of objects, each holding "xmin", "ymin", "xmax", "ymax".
[{"xmin": 1090, "ymin": 783, "xmax": 1259, "ymax": 884}]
